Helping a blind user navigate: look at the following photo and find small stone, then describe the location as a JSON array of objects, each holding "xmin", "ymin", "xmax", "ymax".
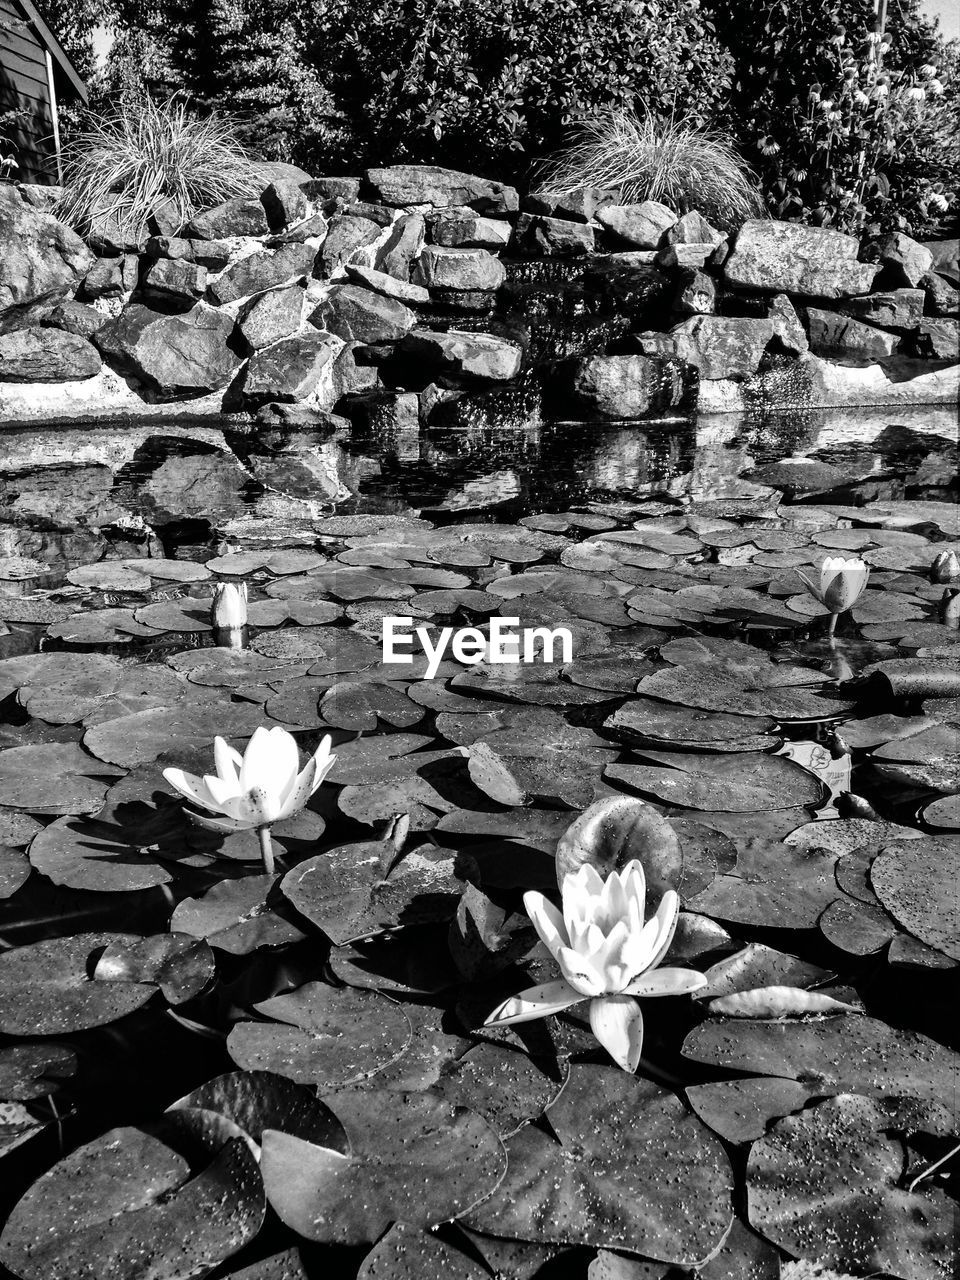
[
  {"xmin": 239, "ymin": 285, "xmax": 305, "ymax": 350},
  {"xmin": 376, "ymin": 212, "xmax": 426, "ymax": 280},
  {"xmin": 432, "ymin": 209, "xmax": 511, "ymax": 249},
  {"xmin": 145, "ymin": 236, "xmax": 195, "ymax": 262},
  {"xmin": 665, "ymin": 210, "xmax": 724, "ymax": 246},
  {"xmin": 673, "ymin": 268, "xmax": 716, "ymax": 316},
  {"xmin": 242, "ymin": 331, "xmax": 340, "ymax": 405},
  {"xmin": 187, "ymin": 240, "xmax": 236, "ymax": 271},
  {"xmin": 187, "ymin": 197, "xmax": 270, "ymax": 240},
  {"xmin": 916, "ymin": 318, "xmax": 959, "ymax": 360},
  {"xmin": 920, "ymin": 271, "xmax": 959, "ymax": 318},
  {"xmin": 596, "ymin": 200, "xmax": 677, "ymax": 248},
  {"xmin": 365, "ymin": 165, "xmax": 518, "ymax": 214},
  {"xmin": 840, "ymin": 289, "xmax": 924, "ymax": 330},
  {"xmin": 261, "ymin": 179, "xmax": 309, "ymax": 230},
  {"xmin": 268, "ymin": 213, "xmax": 328, "ymax": 246},
  {"xmin": 320, "ymin": 214, "xmax": 383, "ymax": 276},
  {"xmin": 399, "ymin": 328, "xmax": 522, "ymax": 384},
  {"xmin": 312, "ymin": 283, "xmax": 416, "ymax": 344},
  {"xmin": 512, "ymin": 213, "xmax": 595, "ymax": 256},
  {"xmin": 768, "ymin": 294, "xmax": 808, "ymax": 355},
  {"xmin": 413, "ymin": 246, "xmax": 505, "ymax": 291},
  {"xmin": 806, "ymin": 307, "xmax": 900, "ymax": 357},
  {"xmin": 672, "ymin": 315, "xmax": 775, "ymax": 379},
  {"xmin": 42, "ymin": 300, "xmax": 106, "ymax": 341},
  {"xmin": 344, "ymin": 264, "xmax": 430, "ymax": 305},
  {"xmin": 877, "ymin": 232, "xmax": 934, "ymax": 287},
  {"xmin": 142, "ymin": 258, "xmax": 207, "ymax": 303},
  {"xmin": 208, "ymin": 242, "xmax": 317, "ymax": 305},
  {"xmin": 0, "ymin": 327, "xmax": 101, "ymax": 381},
  {"xmin": 334, "ymin": 343, "xmax": 382, "ymax": 399}
]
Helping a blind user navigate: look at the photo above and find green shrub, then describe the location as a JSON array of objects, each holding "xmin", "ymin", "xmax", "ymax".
[
  {"xmin": 705, "ymin": 0, "xmax": 960, "ymax": 236},
  {"xmin": 533, "ymin": 109, "xmax": 764, "ymax": 228},
  {"xmin": 58, "ymin": 95, "xmax": 264, "ymax": 240},
  {"xmin": 302, "ymin": 0, "xmax": 733, "ymax": 179}
]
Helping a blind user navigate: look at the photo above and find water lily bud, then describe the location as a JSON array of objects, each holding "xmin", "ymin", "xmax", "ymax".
[
  {"xmin": 212, "ymin": 581, "xmax": 248, "ymax": 630},
  {"xmin": 930, "ymin": 550, "xmax": 960, "ymax": 583},
  {"xmin": 940, "ymin": 588, "xmax": 960, "ymax": 630},
  {"xmin": 797, "ymin": 557, "xmax": 870, "ymax": 614},
  {"xmin": 836, "ymin": 792, "xmax": 879, "ymax": 820}
]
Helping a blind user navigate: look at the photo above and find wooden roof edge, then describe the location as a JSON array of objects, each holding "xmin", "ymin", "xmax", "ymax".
[{"xmin": 14, "ymin": 0, "xmax": 89, "ymax": 102}]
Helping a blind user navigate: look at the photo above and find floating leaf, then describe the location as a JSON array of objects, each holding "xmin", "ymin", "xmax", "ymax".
[
  {"xmin": 260, "ymin": 1089, "xmax": 506, "ymax": 1243},
  {"xmin": 0, "ymin": 932, "xmax": 156, "ymax": 1034},
  {"xmin": 281, "ymin": 839, "xmax": 464, "ymax": 944},
  {"xmin": 684, "ymin": 1015, "xmax": 960, "ymax": 1105},
  {"xmin": 698, "ymin": 945, "xmax": 835, "ymax": 1001},
  {"xmin": 171, "ymin": 875, "xmax": 307, "ymax": 955},
  {"xmin": 83, "ymin": 702, "xmax": 267, "ymax": 767},
  {"xmin": 606, "ymin": 751, "xmax": 824, "ymax": 812},
  {"xmin": 748, "ymin": 1093, "xmax": 957, "ymax": 1280},
  {"xmin": 554, "ymin": 795, "xmax": 682, "ymax": 892},
  {"xmin": 707, "ymin": 986, "xmax": 858, "ymax": 1018},
  {"xmin": 0, "ymin": 845, "xmax": 29, "ymax": 898},
  {"xmin": 871, "ymin": 837, "xmax": 960, "ymax": 960},
  {"xmin": 319, "ymin": 681, "xmax": 424, "ymax": 731},
  {"xmin": 607, "ymin": 698, "xmax": 778, "ymax": 752},
  {"xmin": 687, "ymin": 1077, "xmax": 812, "ymax": 1144},
  {"xmin": 357, "ymin": 1222, "xmax": 489, "ymax": 1280},
  {"xmin": 688, "ymin": 840, "xmax": 839, "ymax": 928},
  {"xmin": 0, "ymin": 743, "xmax": 123, "ymax": 814},
  {"xmin": 0, "ymin": 1045, "xmax": 77, "ymax": 1101},
  {"xmin": 870, "ymin": 722, "xmax": 960, "ymax": 793},
  {"xmin": 171, "ymin": 1070, "xmax": 348, "ymax": 1150},
  {"xmin": 0, "ymin": 1108, "xmax": 264, "ymax": 1280},
  {"xmin": 464, "ymin": 1065, "xmax": 733, "ymax": 1266},
  {"xmin": 227, "ymin": 981, "xmax": 413, "ymax": 1087},
  {"xmin": 434, "ymin": 1043, "xmax": 562, "ymax": 1138},
  {"xmin": 93, "ymin": 933, "xmax": 215, "ymax": 1004}
]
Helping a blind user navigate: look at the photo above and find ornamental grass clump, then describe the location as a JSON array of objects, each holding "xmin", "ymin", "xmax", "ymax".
[
  {"xmin": 57, "ymin": 95, "xmax": 264, "ymax": 243},
  {"xmin": 533, "ymin": 108, "xmax": 764, "ymax": 229}
]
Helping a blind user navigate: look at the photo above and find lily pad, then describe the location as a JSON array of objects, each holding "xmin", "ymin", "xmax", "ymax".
[
  {"xmin": 606, "ymin": 751, "xmax": 824, "ymax": 812},
  {"xmin": 83, "ymin": 702, "xmax": 266, "ymax": 767},
  {"xmin": 171, "ymin": 875, "xmax": 307, "ymax": 955},
  {"xmin": 319, "ymin": 681, "xmax": 424, "ymax": 731},
  {"xmin": 227, "ymin": 981, "xmax": 413, "ymax": 1087},
  {"xmin": 0, "ymin": 1045, "xmax": 77, "ymax": 1101},
  {"xmin": 260, "ymin": 1089, "xmax": 506, "ymax": 1243},
  {"xmin": 554, "ymin": 795, "xmax": 683, "ymax": 893},
  {"xmin": 357, "ymin": 1222, "xmax": 489, "ymax": 1280},
  {"xmin": 871, "ymin": 836, "xmax": 960, "ymax": 960},
  {"xmin": 433, "ymin": 1043, "xmax": 563, "ymax": 1137},
  {"xmin": 0, "ymin": 742, "xmax": 123, "ymax": 815},
  {"xmin": 0, "ymin": 1108, "xmax": 264, "ymax": 1280},
  {"xmin": 171, "ymin": 1070, "xmax": 348, "ymax": 1150},
  {"xmin": 281, "ymin": 839, "xmax": 465, "ymax": 944},
  {"xmin": 463, "ymin": 1065, "xmax": 733, "ymax": 1266},
  {"xmin": 687, "ymin": 1077, "xmax": 813, "ymax": 1144},
  {"xmin": 748, "ymin": 1093, "xmax": 957, "ymax": 1280},
  {"xmin": 687, "ymin": 840, "xmax": 839, "ymax": 928}
]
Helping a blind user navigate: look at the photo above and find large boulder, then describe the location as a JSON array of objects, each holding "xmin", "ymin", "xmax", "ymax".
[
  {"xmin": 876, "ymin": 233, "xmax": 934, "ymax": 288},
  {"xmin": 840, "ymin": 289, "xmax": 924, "ymax": 330},
  {"xmin": 398, "ymin": 329, "xmax": 522, "ymax": 384},
  {"xmin": 208, "ymin": 243, "xmax": 317, "ymax": 306},
  {"xmin": 671, "ymin": 316, "xmax": 775, "ymax": 379},
  {"xmin": 596, "ymin": 201, "xmax": 677, "ymax": 249},
  {"xmin": 186, "ymin": 197, "xmax": 270, "ymax": 240},
  {"xmin": 920, "ymin": 271, "xmax": 959, "ymax": 318},
  {"xmin": 923, "ymin": 239, "xmax": 959, "ymax": 286},
  {"xmin": 95, "ymin": 303, "xmax": 242, "ymax": 397},
  {"xmin": 432, "ymin": 209, "xmax": 511, "ymax": 249},
  {"xmin": 242, "ymin": 332, "xmax": 340, "ymax": 406},
  {"xmin": 320, "ymin": 215, "xmax": 383, "ymax": 277},
  {"xmin": 239, "ymin": 285, "xmax": 306, "ymax": 350},
  {"xmin": 376, "ymin": 212, "xmax": 426, "ymax": 280},
  {"xmin": 312, "ymin": 284, "xmax": 416, "ymax": 344},
  {"xmin": 917, "ymin": 318, "xmax": 959, "ymax": 360},
  {"xmin": 365, "ymin": 165, "xmax": 518, "ymax": 214},
  {"xmin": 570, "ymin": 353, "xmax": 690, "ymax": 419},
  {"xmin": 0, "ymin": 186, "xmax": 94, "ymax": 318},
  {"xmin": 413, "ymin": 246, "xmax": 505, "ymax": 292},
  {"xmin": 0, "ymin": 327, "xmax": 101, "ymax": 382},
  {"xmin": 806, "ymin": 308, "xmax": 899, "ymax": 358},
  {"xmin": 513, "ymin": 214, "xmax": 595, "ymax": 256},
  {"xmin": 725, "ymin": 220, "xmax": 879, "ymax": 298}
]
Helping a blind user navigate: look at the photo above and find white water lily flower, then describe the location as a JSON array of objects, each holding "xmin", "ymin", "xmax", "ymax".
[
  {"xmin": 211, "ymin": 581, "xmax": 248, "ymax": 630},
  {"xmin": 485, "ymin": 861, "xmax": 705, "ymax": 1073},
  {"xmin": 797, "ymin": 556, "xmax": 870, "ymax": 613},
  {"xmin": 163, "ymin": 727, "xmax": 336, "ymax": 872}
]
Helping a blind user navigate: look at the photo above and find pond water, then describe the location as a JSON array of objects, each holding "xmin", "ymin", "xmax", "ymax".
[{"xmin": 0, "ymin": 402, "xmax": 957, "ymax": 1279}]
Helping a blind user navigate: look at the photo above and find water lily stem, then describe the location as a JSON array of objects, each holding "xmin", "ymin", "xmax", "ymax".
[
  {"xmin": 257, "ymin": 825, "xmax": 275, "ymax": 876},
  {"xmin": 907, "ymin": 1139, "xmax": 960, "ymax": 1192},
  {"xmin": 826, "ymin": 611, "xmax": 839, "ymax": 640}
]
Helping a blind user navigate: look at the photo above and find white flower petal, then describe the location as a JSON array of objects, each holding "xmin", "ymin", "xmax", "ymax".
[
  {"xmin": 213, "ymin": 737, "xmax": 242, "ymax": 787},
  {"xmin": 162, "ymin": 768, "xmax": 220, "ymax": 813},
  {"xmin": 556, "ymin": 946, "xmax": 607, "ymax": 997},
  {"xmin": 484, "ymin": 979, "xmax": 583, "ymax": 1027},
  {"xmin": 624, "ymin": 967, "xmax": 707, "ymax": 997},
  {"xmin": 522, "ymin": 891, "xmax": 569, "ymax": 958},
  {"xmin": 646, "ymin": 890, "xmax": 680, "ymax": 972},
  {"xmin": 309, "ymin": 736, "xmax": 337, "ymax": 793},
  {"xmin": 203, "ymin": 773, "xmax": 241, "ymax": 808},
  {"xmin": 182, "ymin": 807, "xmax": 254, "ymax": 834},
  {"xmin": 589, "ymin": 996, "xmax": 643, "ymax": 1072},
  {"xmin": 276, "ymin": 758, "xmax": 317, "ymax": 822}
]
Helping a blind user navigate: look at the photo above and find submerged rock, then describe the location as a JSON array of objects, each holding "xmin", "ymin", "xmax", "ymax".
[
  {"xmin": 0, "ymin": 327, "xmax": 101, "ymax": 382},
  {"xmin": 725, "ymin": 220, "xmax": 879, "ymax": 298}
]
